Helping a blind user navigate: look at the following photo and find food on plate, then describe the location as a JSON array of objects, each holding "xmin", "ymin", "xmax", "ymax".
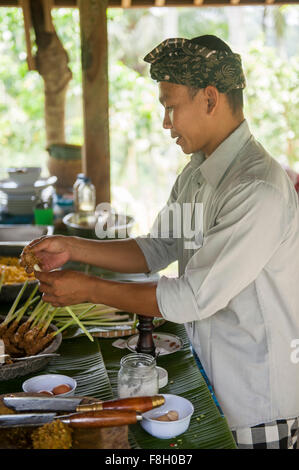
[
  {"xmin": 153, "ymin": 410, "xmax": 179, "ymax": 422},
  {"xmin": 0, "ymin": 257, "xmax": 35, "ymax": 284},
  {"xmin": 31, "ymin": 420, "xmax": 73, "ymax": 449},
  {"xmin": 0, "ymin": 282, "xmax": 58, "ymax": 358},
  {"xmin": 20, "ymin": 247, "xmax": 41, "ymax": 272},
  {"xmin": 52, "ymin": 384, "xmax": 72, "ymax": 395}
]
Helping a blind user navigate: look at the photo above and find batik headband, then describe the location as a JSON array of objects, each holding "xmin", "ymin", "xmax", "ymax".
[{"xmin": 143, "ymin": 38, "xmax": 246, "ymax": 93}]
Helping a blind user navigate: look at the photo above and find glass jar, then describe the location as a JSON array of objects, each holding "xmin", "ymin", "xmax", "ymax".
[
  {"xmin": 77, "ymin": 176, "xmax": 96, "ymax": 217},
  {"xmin": 73, "ymin": 173, "xmax": 85, "ymax": 213},
  {"xmin": 117, "ymin": 353, "xmax": 159, "ymax": 398}
]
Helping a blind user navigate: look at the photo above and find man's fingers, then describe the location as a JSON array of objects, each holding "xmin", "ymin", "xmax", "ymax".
[
  {"xmin": 34, "ymin": 270, "xmax": 56, "ymax": 284},
  {"xmin": 38, "ymin": 282, "xmax": 54, "ymax": 295},
  {"xmin": 28, "ymin": 236, "xmax": 50, "ymax": 253}
]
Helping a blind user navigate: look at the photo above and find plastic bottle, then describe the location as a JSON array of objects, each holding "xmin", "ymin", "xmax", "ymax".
[
  {"xmin": 73, "ymin": 173, "xmax": 85, "ymax": 214},
  {"xmin": 77, "ymin": 176, "xmax": 96, "ymax": 217}
]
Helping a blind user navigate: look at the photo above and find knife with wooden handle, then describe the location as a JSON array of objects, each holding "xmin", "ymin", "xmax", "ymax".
[
  {"xmin": 59, "ymin": 409, "xmax": 142, "ymax": 428},
  {"xmin": 0, "ymin": 409, "xmax": 142, "ymax": 428},
  {"xmin": 3, "ymin": 395, "xmax": 165, "ymax": 413}
]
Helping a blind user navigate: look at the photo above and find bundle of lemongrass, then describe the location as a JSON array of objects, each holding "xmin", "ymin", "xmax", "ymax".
[
  {"xmin": 51, "ymin": 304, "xmax": 137, "ymax": 341},
  {"xmin": 0, "ymin": 277, "xmax": 137, "ymax": 350}
]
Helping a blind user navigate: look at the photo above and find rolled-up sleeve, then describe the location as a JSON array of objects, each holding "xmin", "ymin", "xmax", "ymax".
[{"xmin": 156, "ymin": 180, "xmax": 291, "ymax": 323}]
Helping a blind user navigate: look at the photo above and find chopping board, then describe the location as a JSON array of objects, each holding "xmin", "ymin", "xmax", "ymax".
[{"xmin": 0, "ymin": 393, "xmax": 130, "ymax": 449}]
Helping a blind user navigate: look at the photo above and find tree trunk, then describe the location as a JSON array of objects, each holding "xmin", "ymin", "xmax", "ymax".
[{"xmin": 30, "ymin": 0, "xmax": 72, "ymax": 146}]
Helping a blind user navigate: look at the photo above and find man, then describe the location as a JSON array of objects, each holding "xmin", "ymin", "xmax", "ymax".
[{"xmin": 23, "ymin": 35, "xmax": 299, "ymax": 449}]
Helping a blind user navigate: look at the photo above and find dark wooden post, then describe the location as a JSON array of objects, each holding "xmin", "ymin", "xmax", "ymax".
[
  {"xmin": 78, "ymin": 0, "xmax": 111, "ymax": 205},
  {"xmin": 135, "ymin": 315, "xmax": 156, "ymax": 357}
]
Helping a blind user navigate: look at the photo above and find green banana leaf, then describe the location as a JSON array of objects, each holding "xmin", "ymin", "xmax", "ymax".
[
  {"xmin": 99, "ymin": 321, "xmax": 237, "ymax": 449},
  {"xmin": 0, "ymin": 296, "xmax": 236, "ymax": 449}
]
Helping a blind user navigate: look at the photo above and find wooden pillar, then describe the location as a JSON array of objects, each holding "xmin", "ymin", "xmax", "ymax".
[{"xmin": 78, "ymin": 0, "xmax": 110, "ymax": 205}]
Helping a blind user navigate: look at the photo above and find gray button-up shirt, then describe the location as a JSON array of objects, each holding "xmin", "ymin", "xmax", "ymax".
[{"xmin": 135, "ymin": 120, "xmax": 299, "ymax": 430}]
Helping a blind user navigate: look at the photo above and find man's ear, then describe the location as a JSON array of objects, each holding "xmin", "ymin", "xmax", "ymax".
[{"xmin": 204, "ymin": 86, "xmax": 219, "ymax": 114}]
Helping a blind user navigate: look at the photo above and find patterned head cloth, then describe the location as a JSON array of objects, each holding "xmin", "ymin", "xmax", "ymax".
[{"xmin": 143, "ymin": 37, "xmax": 246, "ymax": 93}]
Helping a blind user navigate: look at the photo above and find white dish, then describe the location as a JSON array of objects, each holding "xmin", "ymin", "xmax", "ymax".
[
  {"xmin": 0, "ymin": 176, "xmax": 57, "ymax": 194},
  {"xmin": 141, "ymin": 394, "xmax": 194, "ymax": 439},
  {"xmin": 127, "ymin": 333, "xmax": 183, "ymax": 356},
  {"xmin": 22, "ymin": 373, "xmax": 77, "ymax": 397},
  {"xmin": 7, "ymin": 167, "xmax": 41, "ymax": 186}
]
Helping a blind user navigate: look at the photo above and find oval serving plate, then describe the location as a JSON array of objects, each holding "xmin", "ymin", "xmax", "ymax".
[{"xmin": 126, "ymin": 332, "xmax": 183, "ymax": 356}]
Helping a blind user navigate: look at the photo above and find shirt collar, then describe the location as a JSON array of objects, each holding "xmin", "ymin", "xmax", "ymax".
[{"xmin": 190, "ymin": 119, "xmax": 252, "ymax": 188}]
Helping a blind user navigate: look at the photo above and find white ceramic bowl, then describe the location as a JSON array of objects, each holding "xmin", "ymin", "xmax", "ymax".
[
  {"xmin": 7, "ymin": 167, "xmax": 41, "ymax": 186},
  {"xmin": 22, "ymin": 374, "xmax": 77, "ymax": 397},
  {"xmin": 140, "ymin": 394, "xmax": 194, "ymax": 439}
]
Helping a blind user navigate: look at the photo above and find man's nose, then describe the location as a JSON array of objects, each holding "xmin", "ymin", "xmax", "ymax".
[{"xmin": 163, "ymin": 110, "xmax": 172, "ymax": 129}]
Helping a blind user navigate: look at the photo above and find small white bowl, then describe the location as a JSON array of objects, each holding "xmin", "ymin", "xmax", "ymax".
[
  {"xmin": 141, "ymin": 394, "xmax": 194, "ymax": 439},
  {"xmin": 7, "ymin": 167, "xmax": 41, "ymax": 186},
  {"xmin": 22, "ymin": 374, "xmax": 77, "ymax": 397}
]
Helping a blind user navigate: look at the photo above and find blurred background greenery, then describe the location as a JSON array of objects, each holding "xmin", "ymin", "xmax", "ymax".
[{"xmin": 0, "ymin": 5, "xmax": 298, "ymax": 249}]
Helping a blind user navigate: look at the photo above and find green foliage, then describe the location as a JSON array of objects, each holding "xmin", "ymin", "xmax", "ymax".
[
  {"xmin": 244, "ymin": 40, "xmax": 299, "ymax": 166},
  {"xmin": 0, "ymin": 5, "xmax": 298, "ymax": 238}
]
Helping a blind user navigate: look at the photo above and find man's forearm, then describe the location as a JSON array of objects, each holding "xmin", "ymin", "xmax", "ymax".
[
  {"xmin": 88, "ymin": 277, "xmax": 162, "ymax": 318},
  {"xmin": 69, "ymin": 237, "xmax": 150, "ymax": 274}
]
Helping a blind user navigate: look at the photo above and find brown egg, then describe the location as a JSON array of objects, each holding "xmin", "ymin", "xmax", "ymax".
[{"xmin": 52, "ymin": 384, "xmax": 72, "ymax": 395}]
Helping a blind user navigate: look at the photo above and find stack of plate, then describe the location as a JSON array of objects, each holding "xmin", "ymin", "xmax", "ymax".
[{"xmin": 0, "ymin": 176, "xmax": 57, "ymax": 216}]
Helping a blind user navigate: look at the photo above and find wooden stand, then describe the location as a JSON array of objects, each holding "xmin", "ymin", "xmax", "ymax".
[{"xmin": 135, "ymin": 315, "xmax": 156, "ymax": 357}]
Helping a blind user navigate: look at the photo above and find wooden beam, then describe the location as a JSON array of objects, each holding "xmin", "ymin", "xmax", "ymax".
[
  {"xmin": 19, "ymin": 0, "xmax": 36, "ymax": 70},
  {"xmin": 193, "ymin": 0, "xmax": 204, "ymax": 5},
  {"xmin": 78, "ymin": 0, "xmax": 110, "ymax": 205},
  {"xmin": 155, "ymin": 0, "xmax": 166, "ymax": 5},
  {"xmin": 42, "ymin": 0, "xmax": 54, "ymax": 32},
  {"xmin": 230, "ymin": 0, "xmax": 240, "ymax": 4},
  {"xmin": 121, "ymin": 0, "xmax": 131, "ymax": 7}
]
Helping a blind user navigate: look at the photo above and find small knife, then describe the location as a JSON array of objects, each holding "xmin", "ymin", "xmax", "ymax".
[
  {"xmin": 3, "ymin": 395, "xmax": 165, "ymax": 413},
  {"xmin": 0, "ymin": 409, "xmax": 142, "ymax": 428}
]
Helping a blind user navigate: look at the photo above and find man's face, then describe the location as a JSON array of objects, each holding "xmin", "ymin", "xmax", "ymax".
[{"xmin": 158, "ymin": 81, "xmax": 211, "ymax": 155}]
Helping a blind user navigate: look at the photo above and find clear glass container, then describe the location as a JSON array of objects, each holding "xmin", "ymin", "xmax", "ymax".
[
  {"xmin": 117, "ymin": 353, "xmax": 159, "ymax": 398},
  {"xmin": 73, "ymin": 173, "xmax": 85, "ymax": 213},
  {"xmin": 77, "ymin": 176, "xmax": 96, "ymax": 216}
]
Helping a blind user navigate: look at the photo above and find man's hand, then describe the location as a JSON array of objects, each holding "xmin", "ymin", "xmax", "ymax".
[
  {"xmin": 35, "ymin": 269, "xmax": 93, "ymax": 307},
  {"xmin": 21, "ymin": 235, "xmax": 73, "ymax": 273}
]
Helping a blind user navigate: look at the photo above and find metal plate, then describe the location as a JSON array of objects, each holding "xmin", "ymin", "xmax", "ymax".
[{"xmin": 0, "ymin": 316, "xmax": 62, "ymax": 382}]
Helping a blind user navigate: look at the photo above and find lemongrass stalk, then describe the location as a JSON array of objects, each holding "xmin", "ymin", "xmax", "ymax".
[
  {"xmin": 42, "ymin": 308, "xmax": 58, "ymax": 332},
  {"xmin": 81, "ymin": 315, "xmax": 130, "ymax": 323},
  {"xmin": 81, "ymin": 318, "xmax": 131, "ymax": 324},
  {"xmin": 79, "ymin": 321, "xmax": 135, "ymax": 327},
  {"xmin": 52, "ymin": 305, "xmax": 95, "ymax": 337},
  {"xmin": 10, "ymin": 296, "xmax": 40, "ymax": 321},
  {"xmin": 15, "ymin": 285, "xmax": 40, "ymax": 323},
  {"xmin": 31, "ymin": 303, "xmax": 48, "ymax": 327},
  {"xmin": 3, "ymin": 280, "xmax": 29, "ymax": 325},
  {"xmin": 65, "ymin": 306, "xmax": 94, "ymax": 342},
  {"xmin": 36, "ymin": 304, "xmax": 52, "ymax": 328}
]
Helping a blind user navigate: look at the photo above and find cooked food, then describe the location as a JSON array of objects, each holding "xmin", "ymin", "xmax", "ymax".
[
  {"xmin": 0, "ymin": 282, "xmax": 57, "ymax": 358},
  {"xmin": 154, "ymin": 410, "xmax": 179, "ymax": 422},
  {"xmin": 0, "ymin": 257, "xmax": 35, "ymax": 284},
  {"xmin": 20, "ymin": 247, "xmax": 41, "ymax": 272},
  {"xmin": 31, "ymin": 420, "xmax": 73, "ymax": 449}
]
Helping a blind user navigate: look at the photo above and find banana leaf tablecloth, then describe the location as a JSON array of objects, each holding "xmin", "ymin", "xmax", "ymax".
[{"xmin": 0, "ymin": 313, "xmax": 237, "ymax": 449}]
